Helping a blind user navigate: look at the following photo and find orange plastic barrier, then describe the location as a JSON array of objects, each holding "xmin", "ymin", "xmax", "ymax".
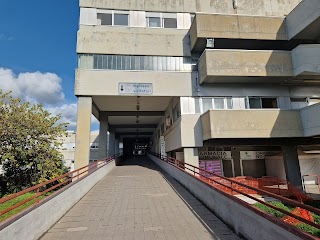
[
  {"xmin": 282, "ymin": 207, "xmax": 315, "ymax": 226},
  {"xmin": 201, "ymin": 175, "xmax": 311, "ymax": 202}
]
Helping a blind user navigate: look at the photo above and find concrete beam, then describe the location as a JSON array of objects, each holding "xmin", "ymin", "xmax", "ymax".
[
  {"xmin": 203, "ymin": 137, "xmax": 320, "ymax": 146},
  {"xmin": 111, "ymin": 124, "xmax": 157, "ymax": 128},
  {"xmin": 116, "ymin": 132, "xmax": 153, "ymax": 136},
  {"xmin": 103, "ymin": 111, "xmax": 164, "ymax": 116}
]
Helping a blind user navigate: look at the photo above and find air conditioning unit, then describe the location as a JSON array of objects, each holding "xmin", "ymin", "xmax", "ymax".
[
  {"xmin": 206, "ymin": 38, "xmax": 215, "ymax": 48},
  {"xmin": 165, "ymin": 118, "xmax": 172, "ymax": 128}
]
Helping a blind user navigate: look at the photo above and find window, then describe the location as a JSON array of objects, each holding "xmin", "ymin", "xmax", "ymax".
[
  {"xmin": 172, "ymin": 103, "xmax": 181, "ymax": 122},
  {"xmin": 97, "ymin": 11, "xmax": 129, "ymax": 26},
  {"xmin": 79, "ymin": 54, "xmax": 192, "ymax": 71},
  {"xmin": 195, "ymin": 98, "xmax": 201, "ymax": 114},
  {"xmin": 214, "ymin": 98, "xmax": 224, "ymax": 109},
  {"xmin": 114, "ymin": 13, "xmax": 128, "ymax": 26},
  {"xmin": 309, "ymin": 98, "xmax": 320, "ymax": 106},
  {"xmin": 145, "ymin": 12, "xmax": 177, "ymax": 29},
  {"xmin": 190, "ymin": 13, "xmax": 195, "ymax": 23},
  {"xmin": 97, "ymin": 13, "xmax": 112, "ymax": 25},
  {"xmin": 226, "ymin": 97, "xmax": 233, "ymax": 109},
  {"xmin": 147, "ymin": 17, "xmax": 161, "ymax": 27},
  {"xmin": 248, "ymin": 97, "xmax": 278, "ymax": 109},
  {"xmin": 203, "ymin": 98, "xmax": 213, "ymax": 112},
  {"xmin": 90, "ymin": 143, "xmax": 99, "ymax": 149},
  {"xmin": 194, "ymin": 97, "xmax": 235, "ymax": 113},
  {"xmin": 249, "ymin": 98, "xmax": 261, "ymax": 109},
  {"xmin": 290, "ymin": 98, "xmax": 307, "ymax": 109},
  {"xmin": 163, "ymin": 18, "xmax": 177, "ymax": 28}
]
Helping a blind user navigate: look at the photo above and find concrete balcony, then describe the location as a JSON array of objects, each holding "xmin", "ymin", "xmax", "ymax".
[
  {"xmin": 164, "ymin": 115, "xmax": 203, "ymax": 152},
  {"xmin": 190, "ymin": 13, "xmax": 288, "ymax": 51},
  {"xmin": 198, "ymin": 49, "xmax": 293, "ymax": 84},
  {"xmin": 75, "ymin": 69, "xmax": 194, "ymax": 96},
  {"xmin": 300, "ymin": 103, "xmax": 320, "ymax": 137},
  {"xmin": 286, "ymin": 0, "xmax": 320, "ymax": 40},
  {"xmin": 77, "ymin": 25, "xmax": 190, "ymax": 56},
  {"xmin": 201, "ymin": 109, "xmax": 304, "ymax": 140},
  {"xmin": 291, "ymin": 45, "xmax": 320, "ymax": 79}
]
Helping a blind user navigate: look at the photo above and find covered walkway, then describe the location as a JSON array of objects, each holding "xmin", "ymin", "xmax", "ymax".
[{"xmin": 40, "ymin": 157, "xmax": 240, "ymax": 240}]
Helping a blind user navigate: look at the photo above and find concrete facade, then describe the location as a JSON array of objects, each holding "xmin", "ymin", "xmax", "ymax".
[
  {"xmin": 74, "ymin": 0, "xmax": 320, "ymax": 189},
  {"xmin": 59, "ymin": 131, "xmax": 100, "ymax": 171}
]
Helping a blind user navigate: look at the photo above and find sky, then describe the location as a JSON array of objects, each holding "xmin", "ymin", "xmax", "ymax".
[{"xmin": 0, "ymin": 0, "xmax": 98, "ymax": 130}]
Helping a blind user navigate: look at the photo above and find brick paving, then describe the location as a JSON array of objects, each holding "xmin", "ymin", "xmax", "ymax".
[{"xmin": 40, "ymin": 156, "xmax": 241, "ymax": 240}]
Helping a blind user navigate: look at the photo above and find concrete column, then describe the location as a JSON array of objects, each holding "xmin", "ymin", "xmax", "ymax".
[
  {"xmin": 231, "ymin": 147, "xmax": 242, "ymax": 177},
  {"xmin": 75, "ymin": 97, "xmax": 92, "ymax": 169},
  {"xmin": 183, "ymin": 148, "xmax": 199, "ymax": 174},
  {"xmin": 98, "ymin": 114, "xmax": 108, "ymax": 159},
  {"xmin": 115, "ymin": 138, "xmax": 120, "ymax": 154},
  {"xmin": 108, "ymin": 131, "xmax": 116, "ymax": 156},
  {"xmin": 282, "ymin": 145, "xmax": 303, "ymax": 190}
]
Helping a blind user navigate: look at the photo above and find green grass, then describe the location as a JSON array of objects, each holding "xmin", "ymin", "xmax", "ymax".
[
  {"xmin": 0, "ymin": 192, "xmax": 48, "ymax": 222},
  {"xmin": 253, "ymin": 201, "xmax": 320, "ymax": 237}
]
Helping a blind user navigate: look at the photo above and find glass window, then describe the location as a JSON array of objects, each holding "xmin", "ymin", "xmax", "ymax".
[
  {"xmin": 195, "ymin": 98, "xmax": 201, "ymax": 114},
  {"xmin": 163, "ymin": 18, "xmax": 177, "ymax": 28},
  {"xmin": 114, "ymin": 14, "xmax": 128, "ymax": 26},
  {"xmin": 214, "ymin": 98, "xmax": 224, "ymax": 109},
  {"xmin": 202, "ymin": 98, "xmax": 213, "ymax": 112},
  {"xmin": 190, "ymin": 14, "xmax": 195, "ymax": 23},
  {"xmin": 249, "ymin": 98, "xmax": 261, "ymax": 109},
  {"xmin": 226, "ymin": 98, "xmax": 233, "ymax": 109},
  {"xmin": 309, "ymin": 98, "xmax": 320, "ymax": 105},
  {"xmin": 98, "ymin": 13, "xmax": 112, "ymax": 25},
  {"xmin": 261, "ymin": 98, "xmax": 278, "ymax": 108},
  {"xmin": 148, "ymin": 17, "xmax": 161, "ymax": 27}
]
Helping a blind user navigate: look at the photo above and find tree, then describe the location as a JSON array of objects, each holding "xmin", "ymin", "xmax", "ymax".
[{"xmin": 0, "ymin": 91, "xmax": 68, "ymax": 195}]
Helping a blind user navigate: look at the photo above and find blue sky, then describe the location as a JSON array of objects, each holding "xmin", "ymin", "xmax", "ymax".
[{"xmin": 0, "ymin": 0, "xmax": 97, "ymax": 130}]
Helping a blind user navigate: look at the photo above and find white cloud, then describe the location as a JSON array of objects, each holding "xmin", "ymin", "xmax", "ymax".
[
  {"xmin": 46, "ymin": 103, "xmax": 78, "ymax": 130},
  {"xmin": 0, "ymin": 68, "xmax": 64, "ymax": 105},
  {"xmin": 0, "ymin": 67, "xmax": 99, "ymax": 131},
  {"xmin": 46, "ymin": 104, "xmax": 99, "ymax": 131}
]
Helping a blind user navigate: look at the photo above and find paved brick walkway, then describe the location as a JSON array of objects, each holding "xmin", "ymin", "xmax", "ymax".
[{"xmin": 40, "ymin": 156, "xmax": 240, "ymax": 240}]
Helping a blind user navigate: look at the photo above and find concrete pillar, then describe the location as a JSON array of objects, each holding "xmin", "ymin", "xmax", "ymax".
[
  {"xmin": 115, "ymin": 138, "xmax": 120, "ymax": 154},
  {"xmin": 75, "ymin": 97, "xmax": 92, "ymax": 169},
  {"xmin": 108, "ymin": 131, "xmax": 116, "ymax": 156},
  {"xmin": 184, "ymin": 148, "xmax": 199, "ymax": 174},
  {"xmin": 231, "ymin": 147, "xmax": 242, "ymax": 177},
  {"xmin": 98, "ymin": 114, "xmax": 108, "ymax": 159},
  {"xmin": 282, "ymin": 145, "xmax": 303, "ymax": 190}
]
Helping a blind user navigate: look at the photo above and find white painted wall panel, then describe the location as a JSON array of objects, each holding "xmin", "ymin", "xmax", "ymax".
[{"xmin": 80, "ymin": 8, "xmax": 97, "ymax": 26}]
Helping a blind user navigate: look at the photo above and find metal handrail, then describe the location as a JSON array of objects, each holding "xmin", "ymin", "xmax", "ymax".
[
  {"xmin": 149, "ymin": 152, "xmax": 320, "ymax": 230},
  {"xmin": 0, "ymin": 154, "xmax": 122, "ymax": 218}
]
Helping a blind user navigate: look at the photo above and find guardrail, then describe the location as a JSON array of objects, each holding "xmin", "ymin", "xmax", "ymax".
[
  {"xmin": 149, "ymin": 152, "xmax": 320, "ymax": 232},
  {"xmin": 0, "ymin": 154, "xmax": 122, "ymax": 220}
]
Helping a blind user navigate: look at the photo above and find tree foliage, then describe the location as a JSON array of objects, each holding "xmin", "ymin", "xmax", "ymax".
[{"xmin": 0, "ymin": 91, "xmax": 68, "ymax": 195}]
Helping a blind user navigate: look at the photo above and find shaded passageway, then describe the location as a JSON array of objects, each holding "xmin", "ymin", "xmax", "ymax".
[{"xmin": 40, "ymin": 157, "xmax": 240, "ymax": 240}]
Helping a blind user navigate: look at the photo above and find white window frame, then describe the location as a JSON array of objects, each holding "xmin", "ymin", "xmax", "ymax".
[
  {"xmin": 196, "ymin": 97, "xmax": 235, "ymax": 114},
  {"xmin": 97, "ymin": 10, "xmax": 130, "ymax": 26},
  {"xmin": 246, "ymin": 97, "xmax": 279, "ymax": 109},
  {"xmin": 145, "ymin": 12, "xmax": 177, "ymax": 29}
]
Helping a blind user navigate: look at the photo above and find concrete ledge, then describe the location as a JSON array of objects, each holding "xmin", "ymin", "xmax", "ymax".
[
  {"xmin": 300, "ymin": 103, "xmax": 320, "ymax": 137},
  {"xmin": 148, "ymin": 154, "xmax": 302, "ymax": 240},
  {"xmin": 0, "ymin": 161, "xmax": 116, "ymax": 240}
]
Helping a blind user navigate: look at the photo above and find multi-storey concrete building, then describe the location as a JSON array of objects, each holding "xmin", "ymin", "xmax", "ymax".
[
  {"xmin": 74, "ymin": 0, "xmax": 320, "ymax": 189},
  {"xmin": 60, "ymin": 131, "xmax": 100, "ymax": 171}
]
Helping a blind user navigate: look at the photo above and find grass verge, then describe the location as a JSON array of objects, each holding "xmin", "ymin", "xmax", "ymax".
[
  {"xmin": 253, "ymin": 201, "xmax": 320, "ymax": 237},
  {"xmin": 0, "ymin": 192, "xmax": 48, "ymax": 222}
]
